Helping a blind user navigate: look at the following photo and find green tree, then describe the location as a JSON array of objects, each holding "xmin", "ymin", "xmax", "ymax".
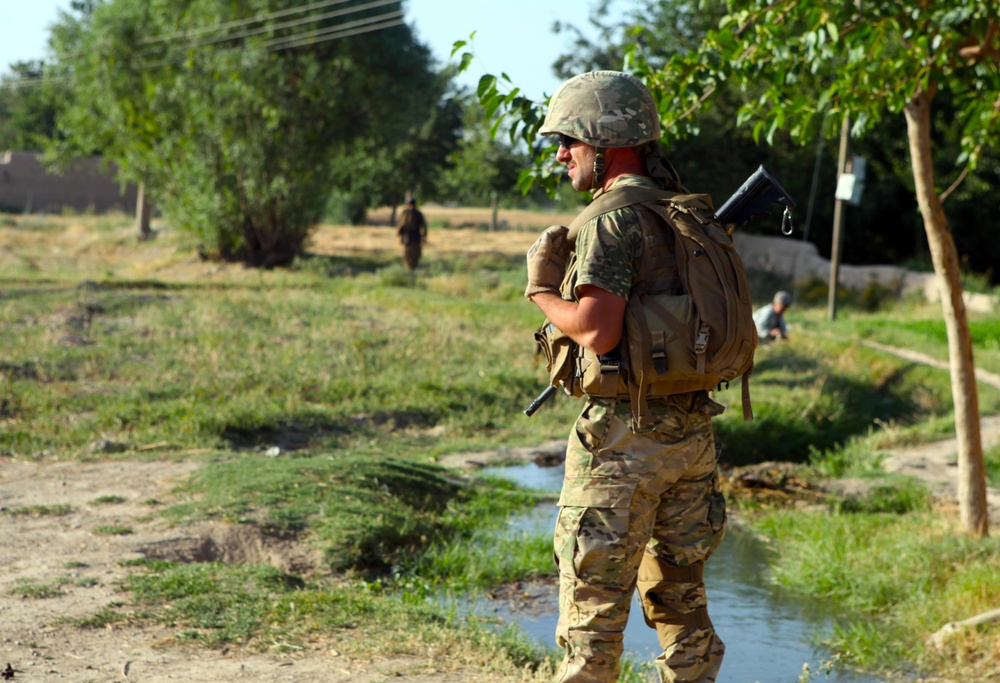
[
  {"xmin": 0, "ymin": 61, "xmax": 64, "ymax": 151},
  {"xmin": 47, "ymin": 0, "xmax": 446, "ymax": 266},
  {"xmin": 328, "ymin": 78, "xmax": 464, "ymax": 225},
  {"xmin": 684, "ymin": 0, "xmax": 999, "ymax": 538},
  {"xmin": 438, "ymin": 96, "xmax": 527, "ymax": 227}
]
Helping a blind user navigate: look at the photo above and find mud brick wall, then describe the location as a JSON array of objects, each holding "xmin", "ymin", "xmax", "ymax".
[
  {"xmin": 0, "ymin": 151, "xmax": 137, "ymax": 214},
  {"xmin": 735, "ymin": 232, "xmax": 998, "ymax": 313}
]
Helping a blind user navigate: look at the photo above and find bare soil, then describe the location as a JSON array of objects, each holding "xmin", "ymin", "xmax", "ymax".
[{"xmin": 0, "ymin": 458, "xmax": 497, "ymax": 682}]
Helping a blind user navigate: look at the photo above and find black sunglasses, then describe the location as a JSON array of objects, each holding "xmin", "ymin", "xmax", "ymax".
[{"xmin": 556, "ymin": 133, "xmax": 580, "ymax": 149}]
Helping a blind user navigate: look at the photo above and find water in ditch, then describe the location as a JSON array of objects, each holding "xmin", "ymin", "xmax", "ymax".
[{"xmin": 471, "ymin": 462, "xmax": 883, "ymax": 683}]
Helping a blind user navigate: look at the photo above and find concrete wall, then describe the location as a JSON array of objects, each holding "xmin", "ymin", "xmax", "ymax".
[
  {"xmin": 0, "ymin": 151, "xmax": 137, "ymax": 215},
  {"xmin": 735, "ymin": 233, "xmax": 998, "ymax": 313}
]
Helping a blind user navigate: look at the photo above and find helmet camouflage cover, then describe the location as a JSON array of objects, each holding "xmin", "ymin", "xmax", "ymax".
[{"xmin": 540, "ymin": 70, "xmax": 661, "ymax": 148}]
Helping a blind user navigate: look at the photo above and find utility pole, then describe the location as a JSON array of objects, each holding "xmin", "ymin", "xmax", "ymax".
[{"xmin": 827, "ymin": 116, "xmax": 850, "ymax": 321}]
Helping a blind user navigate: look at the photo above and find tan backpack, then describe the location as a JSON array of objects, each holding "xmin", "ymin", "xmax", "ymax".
[{"xmin": 565, "ymin": 185, "xmax": 756, "ymax": 428}]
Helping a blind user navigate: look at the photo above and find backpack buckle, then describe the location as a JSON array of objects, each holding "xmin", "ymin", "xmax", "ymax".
[
  {"xmin": 694, "ymin": 328, "xmax": 709, "ymax": 354},
  {"xmin": 599, "ymin": 357, "xmax": 621, "ymax": 375}
]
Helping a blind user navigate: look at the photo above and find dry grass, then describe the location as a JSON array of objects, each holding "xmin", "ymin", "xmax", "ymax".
[
  {"xmin": 366, "ymin": 204, "xmax": 579, "ymax": 232},
  {"xmin": 0, "ymin": 206, "xmax": 573, "ymax": 283}
]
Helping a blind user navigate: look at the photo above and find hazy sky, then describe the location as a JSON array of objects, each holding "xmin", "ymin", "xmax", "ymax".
[{"xmin": 1, "ymin": 0, "xmax": 638, "ymax": 101}]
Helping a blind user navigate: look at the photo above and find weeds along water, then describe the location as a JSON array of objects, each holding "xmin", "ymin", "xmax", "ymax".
[{"xmin": 2, "ymin": 215, "xmax": 999, "ymax": 681}]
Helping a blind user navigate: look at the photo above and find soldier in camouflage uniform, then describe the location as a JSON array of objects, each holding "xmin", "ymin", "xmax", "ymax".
[
  {"xmin": 524, "ymin": 71, "xmax": 728, "ymax": 683},
  {"xmin": 397, "ymin": 198, "xmax": 427, "ymax": 270}
]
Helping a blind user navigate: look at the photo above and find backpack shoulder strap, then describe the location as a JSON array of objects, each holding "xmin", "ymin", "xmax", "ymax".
[{"xmin": 566, "ymin": 186, "xmax": 675, "ymax": 241}]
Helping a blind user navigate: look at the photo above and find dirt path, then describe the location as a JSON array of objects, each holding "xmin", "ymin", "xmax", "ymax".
[
  {"xmin": 862, "ymin": 341, "xmax": 1000, "ymax": 525},
  {"xmin": 0, "ymin": 459, "xmax": 476, "ymax": 683}
]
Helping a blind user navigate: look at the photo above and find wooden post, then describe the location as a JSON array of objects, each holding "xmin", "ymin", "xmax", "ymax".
[
  {"xmin": 490, "ymin": 191, "xmax": 498, "ymax": 232},
  {"xmin": 827, "ymin": 116, "xmax": 850, "ymax": 321},
  {"xmin": 136, "ymin": 183, "xmax": 153, "ymax": 240}
]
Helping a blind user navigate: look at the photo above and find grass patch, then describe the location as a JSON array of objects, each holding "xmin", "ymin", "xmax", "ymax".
[
  {"xmin": 91, "ymin": 495, "xmax": 127, "ymax": 504},
  {"xmin": 750, "ymin": 509, "xmax": 1000, "ymax": 678},
  {"xmin": 834, "ymin": 477, "xmax": 933, "ymax": 515},
  {"xmin": 92, "ymin": 525, "xmax": 133, "ymax": 535},
  {"xmin": 75, "ymin": 560, "xmax": 557, "ymax": 677},
  {"xmin": 0, "ymin": 240, "xmax": 564, "ymax": 458},
  {"xmin": 3, "ymin": 504, "xmax": 72, "ymax": 516},
  {"xmin": 164, "ymin": 455, "xmax": 540, "ymax": 576},
  {"xmin": 715, "ymin": 335, "xmax": 964, "ymax": 465},
  {"xmin": 986, "ymin": 442, "xmax": 1000, "ymax": 489},
  {"xmin": 9, "ymin": 579, "xmax": 66, "ymax": 599}
]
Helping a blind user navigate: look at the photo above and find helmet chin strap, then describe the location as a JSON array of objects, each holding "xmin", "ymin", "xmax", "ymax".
[{"xmin": 591, "ymin": 148, "xmax": 606, "ymax": 192}]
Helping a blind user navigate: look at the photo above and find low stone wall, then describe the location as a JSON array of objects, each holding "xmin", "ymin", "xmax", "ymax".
[
  {"xmin": 735, "ymin": 233, "xmax": 998, "ymax": 313},
  {"xmin": 0, "ymin": 151, "xmax": 137, "ymax": 215}
]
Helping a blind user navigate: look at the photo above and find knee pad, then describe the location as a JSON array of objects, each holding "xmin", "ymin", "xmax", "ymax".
[{"xmin": 636, "ymin": 553, "xmax": 711, "ymax": 645}]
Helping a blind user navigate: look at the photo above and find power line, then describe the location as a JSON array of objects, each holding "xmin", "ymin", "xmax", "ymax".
[
  {"xmin": 143, "ymin": 0, "xmax": 357, "ymax": 44},
  {"xmin": 137, "ymin": 11, "xmax": 404, "ymax": 71},
  {"xmin": 0, "ymin": 75, "xmax": 70, "ymax": 90},
  {"xmin": 0, "ymin": 5, "xmax": 405, "ymax": 91},
  {"xmin": 262, "ymin": 7, "xmax": 403, "ymax": 49},
  {"xmin": 268, "ymin": 16, "xmax": 404, "ymax": 50},
  {"xmin": 166, "ymin": 0, "xmax": 401, "ymax": 51},
  {"xmin": 139, "ymin": 9, "xmax": 403, "ymax": 71},
  {"xmin": 5, "ymin": 0, "xmax": 368, "ymax": 76}
]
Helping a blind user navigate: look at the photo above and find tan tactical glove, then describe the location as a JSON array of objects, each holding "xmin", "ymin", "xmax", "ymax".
[{"xmin": 525, "ymin": 225, "xmax": 570, "ymax": 299}]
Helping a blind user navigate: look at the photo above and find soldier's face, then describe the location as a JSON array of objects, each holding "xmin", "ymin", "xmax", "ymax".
[{"xmin": 556, "ymin": 137, "xmax": 596, "ymax": 191}]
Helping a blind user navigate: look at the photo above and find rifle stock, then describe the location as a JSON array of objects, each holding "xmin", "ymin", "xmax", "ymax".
[{"xmin": 715, "ymin": 165, "xmax": 797, "ymax": 233}]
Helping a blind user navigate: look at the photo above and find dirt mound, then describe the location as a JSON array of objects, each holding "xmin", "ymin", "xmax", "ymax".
[{"xmin": 139, "ymin": 522, "xmax": 320, "ymax": 576}]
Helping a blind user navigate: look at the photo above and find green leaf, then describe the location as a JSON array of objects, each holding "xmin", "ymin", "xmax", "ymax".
[
  {"xmin": 483, "ymin": 92, "xmax": 504, "ymax": 120},
  {"xmin": 489, "ymin": 114, "xmax": 506, "ymax": 140},
  {"xmin": 450, "ymin": 40, "xmax": 467, "ymax": 57},
  {"xmin": 477, "ymin": 74, "xmax": 497, "ymax": 99},
  {"xmin": 516, "ymin": 168, "xmax": 536, "ymax": 195},
  {"xmin": 826, "ymin": 21, "xmax": 839, "ymax": 44}
]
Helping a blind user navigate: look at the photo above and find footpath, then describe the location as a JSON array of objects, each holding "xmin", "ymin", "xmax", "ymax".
[{"xmin": 862, "ymin": 341, "xmax": 1000, "ymax": 526}]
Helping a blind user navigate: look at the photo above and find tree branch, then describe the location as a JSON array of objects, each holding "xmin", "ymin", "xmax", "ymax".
[
  {"xmin": 938, "ymin": 164, "xmax": 969, "ymax": 203},
  {"xmin": 927, "ymin": 607, "xmax": 1000, "ymax": 650},
  {"xmin": 957, "ymin": 20, "xmax": 999, "ymax": 62}
]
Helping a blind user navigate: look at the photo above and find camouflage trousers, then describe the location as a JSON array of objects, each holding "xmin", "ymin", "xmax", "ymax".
[
  {"xmin": 403, "ymin": 240, "xmax": 422, "ymax": 270},
  {"xmin": 554, "ymin": 393, "xmax": 727, "ymax": 683}
]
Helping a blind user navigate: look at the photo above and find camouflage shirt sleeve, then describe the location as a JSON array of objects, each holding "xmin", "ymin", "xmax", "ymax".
[{"xmin": 573, "ymin": 206, "xmax": 644, "ymax": 300}]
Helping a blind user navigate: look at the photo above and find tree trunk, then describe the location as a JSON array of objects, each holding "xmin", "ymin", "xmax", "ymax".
[
  {"xmin": 135, "ymin": 183, "xmax": 153, "ymax": 241},
  {"xmin": 903, "ymin": 85, "xmax": 989, "ymax": 537},
  {"xmin": 490, "ymin": 191, "xmax": 499, "ymax": 232}
]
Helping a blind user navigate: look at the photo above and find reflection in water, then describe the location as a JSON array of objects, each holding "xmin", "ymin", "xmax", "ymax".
[{"xmin": 476, "ymin": 463, "xmax": 881, "ymax": 683}]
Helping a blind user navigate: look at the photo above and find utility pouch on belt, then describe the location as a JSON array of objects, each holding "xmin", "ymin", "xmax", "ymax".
[
  {"xmin": 535, "ymin": 320, "xmax": 582, "ymax": 397},
  {"xmin": 576, "ymin": 346, "xmax": 630, "ymax": 399}
]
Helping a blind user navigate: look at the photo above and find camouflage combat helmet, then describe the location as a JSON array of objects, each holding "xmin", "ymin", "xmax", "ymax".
[{"xmin": 539, "ymin": 71, "xmax": 660, "ymax": 148}]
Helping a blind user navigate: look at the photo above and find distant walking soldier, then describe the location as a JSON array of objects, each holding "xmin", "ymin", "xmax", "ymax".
[
  {"xmin": 526, "ymin": 71, "xmax": 733, "ymax": 682},
  {"xmin": 397, "ymin": 198, "xmax": 427, "ymax": 270}
]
